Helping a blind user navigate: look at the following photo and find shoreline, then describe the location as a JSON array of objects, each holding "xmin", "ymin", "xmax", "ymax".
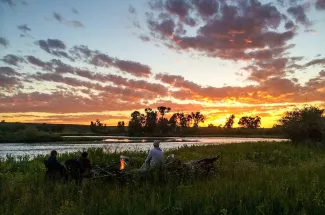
[{"xmin": 0, "ymin": 134, "xmax": 286, "ymax": 143}]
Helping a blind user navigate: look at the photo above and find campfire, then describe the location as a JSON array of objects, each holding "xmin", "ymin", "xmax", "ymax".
[
  {"xmin": 119, "ymin": 155, "xmax": 128, "ymax": 171},
  {"xmin": 120, "ymin": 159, "xmax": 125, "ymax": 170}
]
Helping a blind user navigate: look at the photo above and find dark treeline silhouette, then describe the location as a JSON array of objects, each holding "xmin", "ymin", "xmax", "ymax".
[
  {"xmin": 127, "ymin": 106, "xmax": 206, "ymax": 136},
  {"xmin": 87, "ymin": 107, "xmax": 266, "ymax": 136},
  {"xmin": 36, "ymin": 123, "xmax": 65, "ymax": 133},
  {"xmin": 90, "ymin": 119, "xmax": 108, "ymax": 134}
]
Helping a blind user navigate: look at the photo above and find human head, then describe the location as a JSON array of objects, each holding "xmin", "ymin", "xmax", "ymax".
[
  {"xmin": 50, "ymin": 150, "xmax": 58, "ymax": 157},
  {"xmin": 153, "ymin": 140, "xmax": 161, "ymax": 147},
  {"xmin": 81, "ymin": 151, "xmax": 88, "ymax": 158}
]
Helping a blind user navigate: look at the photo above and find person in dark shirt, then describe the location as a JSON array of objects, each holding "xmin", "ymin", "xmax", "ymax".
[
  {"xmin": 77, "ymin": 152, "xmax": 92, "ymax": 178},
  {"xmin": 47, "ymin": 150, "xmax": 65, "ymax": 170},
  {"xmin": 46, "ymin": 150, "xmax": 66, "ymax": 179}
]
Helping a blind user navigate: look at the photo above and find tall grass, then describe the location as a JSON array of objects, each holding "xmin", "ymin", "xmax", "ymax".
[{"xmin": 2, "ymin": 142, "xmax": 325, "ymax": 214}]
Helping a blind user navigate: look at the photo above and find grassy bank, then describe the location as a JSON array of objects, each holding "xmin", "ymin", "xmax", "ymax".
[{"xmin": 2, "ymin": 142, "xmax": 325, "ymax": 214}]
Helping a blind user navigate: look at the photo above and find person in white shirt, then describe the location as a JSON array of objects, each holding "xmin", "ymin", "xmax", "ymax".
[
  {"xmin": 144, "ymin": 140, "xmax": 164, "ymax": 170},
  {"xmin": 137, "ymin": 140, "xmax": 164, "ymax": 173}
]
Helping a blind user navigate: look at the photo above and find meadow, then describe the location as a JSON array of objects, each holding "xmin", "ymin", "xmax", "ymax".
[{"xmin": 2, "ymin": 141, "xmax": 325, "ymax": 215}]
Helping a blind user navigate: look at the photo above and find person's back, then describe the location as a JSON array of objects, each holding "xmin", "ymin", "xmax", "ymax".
[
  {"xmin": 145, "ymin": 141, "xmax": 164, "ymax": 170},
  {"xmin": 78, "ymin": 157, "xmax": 91, "ymax": 170},
  {"xmin": 47, "ymin": 150, "xmax": 64, "ymax": 170},
  {"xmin": 77, "ymin": 152, "xmax": 92, "ymax": 178}
]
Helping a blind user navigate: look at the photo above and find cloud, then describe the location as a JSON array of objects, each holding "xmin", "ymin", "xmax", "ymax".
[
  {"xmin": 53, "ymin": 12, "xmax": 63, "ymax": 22},
  {"xmin": 139, "ymin": 35, "xmax": 151, "ymax": 42},
  {"xmin": 0, "ymin": 0, "xmax": 15, "ymax": 7},
  {"xmin": 0, "ymin": 67, "xmax": 22, "ymax": 89},
  {"xmin": 0, "ymin": 37, "xmax": 9, "ymax": 48},
  {"xmin": 113, "ymin": 60, "xmax": 152, "ymax": 77},
  {"xmin": 22, "ymin": 54, "xmax": 161, "ymax": 95},
  {"xmin": 166, "ymin": 0, "xmax": 191, "ymax": 18},
  {"xmin": 129, "ymin": 5, "xmax": 136, "ymax": 14},
  {"xmin": 17, "ymin": 24, "xmax": 31, "ymax": 33},
  {"xmin": 72, "ymin": 8, "xmax": 79, "ymax": 14},
  {"xmin": 53, "ymin": 12, "xmax": 84, "ymax": 28},
  {"xmin": 26, "ymin": 55, "xmax": 52, "ymax": 70},
  {"xmin": 287, "ymin": 4, "xmax": 310, "ymax": 26},
  {"xmin": 316, "ymin": 0, "xmax": 325, "ymax": 10},
  {"xmin": 37, "ymin": 39, "xmax": 74, "ymax": 61},
  {"xmin": 70, "ymin": 45, "xmax": 152, "ymax": 77},
  {"xmin": 141, "ymin": 0, "xmax": 311, "ymax": 85},
  {"xmin": 2, "ymin": 54, "xmax": 26, "ymax": 66},
  {"xmin": 304, "ymin": 58, "xmax": 325, "ymax": 67},
  {"xmin": 66, "ymin": 21, "xmax": 84, "ymax": 28},
  {"xmin": 192, "ymin": 0, "xmax": 219, "ymax": 17}
]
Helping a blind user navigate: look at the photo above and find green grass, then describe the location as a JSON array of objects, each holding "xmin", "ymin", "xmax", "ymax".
[{"xmin": 2, "ymin": 142, "xmax": 325, "ymax": 214}]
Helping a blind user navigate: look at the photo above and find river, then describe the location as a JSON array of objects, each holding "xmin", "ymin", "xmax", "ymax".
[{"xmin": 0, "ymin": 136, "xmax": 288, "ymax": 159}]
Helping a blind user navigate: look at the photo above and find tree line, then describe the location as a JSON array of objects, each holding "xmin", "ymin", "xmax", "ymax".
[{"xmin": 89, "ymin": 106, "xmax": 262, "ymax": 135}]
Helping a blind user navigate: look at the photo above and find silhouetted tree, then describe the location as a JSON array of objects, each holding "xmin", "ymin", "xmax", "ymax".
[
  {"xmin": 169, "ymin": 113, "xmax": 179, "ymax": 132},
  {"xmin": 238, "ymin": 116, "xmax": 261, "ymax": 129},
  {"xmin": 128, "ymin": 111, "xmax": 145, "ymax": 135},
  {"xmin": 208, "ymin": 123, "xmax": 214, "ymax": 128},
  {"xmin": 224, "ymin": 114, "xmax": 235, "ymax": 129},
  {"xmin": 90, "ymin": 119, "xmax": 105, "ymax": 133},
  {"xmin": 158, "ymin": 118, "xmax": 169, "ymax": 134},
  {"xmin": 177, "ymin": 113, "xmax": 189, "ymax": 128},
  {"xmin": 191, "ymin": 112, "xmax": 205, "ymax": 128},
  {"xmin": 1, "ymin": 120, "xmax": 5, "ymax": 123},
  {"xmin": 144, "ymin": 108, "xmax": 158, "ymax": 134},
  {"xmin": 278, "ymin": 106, "xmax": 325, "ymax": 142},
  {"xmin": 157, "ymin": 106, "xmax": 171, "ymax": 133},
  {"xmin": 157, "ymin": 106, "xmax": 171, "ymax": 119},
  {"xmin": 90, "ymin": 121, "xmax": 96, "ymax": 133},
  {"xmin": 117, "ymin": 121, "xmax": 125, "ymax": 133}
]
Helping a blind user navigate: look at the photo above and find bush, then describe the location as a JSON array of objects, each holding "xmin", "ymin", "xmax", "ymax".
[
  {"xmin": 278, "ymin": 106, "xmax": 325, "ymax": 142},
  {"xmin": 24, "ymin": 127, "xmax": 39, "ymax": 141}
]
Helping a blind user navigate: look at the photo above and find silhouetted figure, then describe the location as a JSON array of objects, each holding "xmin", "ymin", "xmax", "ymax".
[
  {"xmin": 44, "ymin": 150, "xmax": 66, "ymax": 181},
  {"xmin": 77, "ymin": 151, "xmax": 93, "ymax": 178}
]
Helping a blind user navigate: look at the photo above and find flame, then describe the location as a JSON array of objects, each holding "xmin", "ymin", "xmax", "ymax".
[{"xmin": 120, "ymin": 159, "xmax": 125, "ymax": 170}]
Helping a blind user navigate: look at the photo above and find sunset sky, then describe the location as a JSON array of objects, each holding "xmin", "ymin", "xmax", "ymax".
[{"xmin": 1, "ymin": 0, "xmax": 325, "ymax": 127}]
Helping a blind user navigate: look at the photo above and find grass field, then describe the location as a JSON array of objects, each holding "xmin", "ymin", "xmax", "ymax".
[{"xmin": 1, "ymin": 141, "xmax": 325, "ymax": 214}]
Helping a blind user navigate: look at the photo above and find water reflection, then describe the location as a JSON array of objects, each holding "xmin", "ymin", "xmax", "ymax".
[{"xmin": 0, "ymin": 137, "xmax": 287, "ymax": 159}]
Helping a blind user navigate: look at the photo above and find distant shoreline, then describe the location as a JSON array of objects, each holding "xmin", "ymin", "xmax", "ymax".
[{"xmin": 0, "ymin": 134, "xmax": 286, "ymax": 144}]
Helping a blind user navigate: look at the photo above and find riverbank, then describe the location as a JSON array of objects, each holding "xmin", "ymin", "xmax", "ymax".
[{"xmin": 2, "ymin": 141, "xmax": 325, "ymax": 214}]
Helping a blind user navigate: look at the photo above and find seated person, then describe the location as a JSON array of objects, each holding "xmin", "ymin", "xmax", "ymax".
[
  {"xmin": 141, "ymin": 140, "xmax": 164, "ymax": 172},
  {"xmin": 77, "ymin": 152, "xmax": 92, "ymax": 178},
  {"xmin": 46, "ymin": 150, "xmax": 66, "ymax": 175}
]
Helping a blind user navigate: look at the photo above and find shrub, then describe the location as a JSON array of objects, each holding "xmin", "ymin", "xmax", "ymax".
[{"xmin": 278, "ymin": 106, "xmax": 325, "ymax": 142}]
